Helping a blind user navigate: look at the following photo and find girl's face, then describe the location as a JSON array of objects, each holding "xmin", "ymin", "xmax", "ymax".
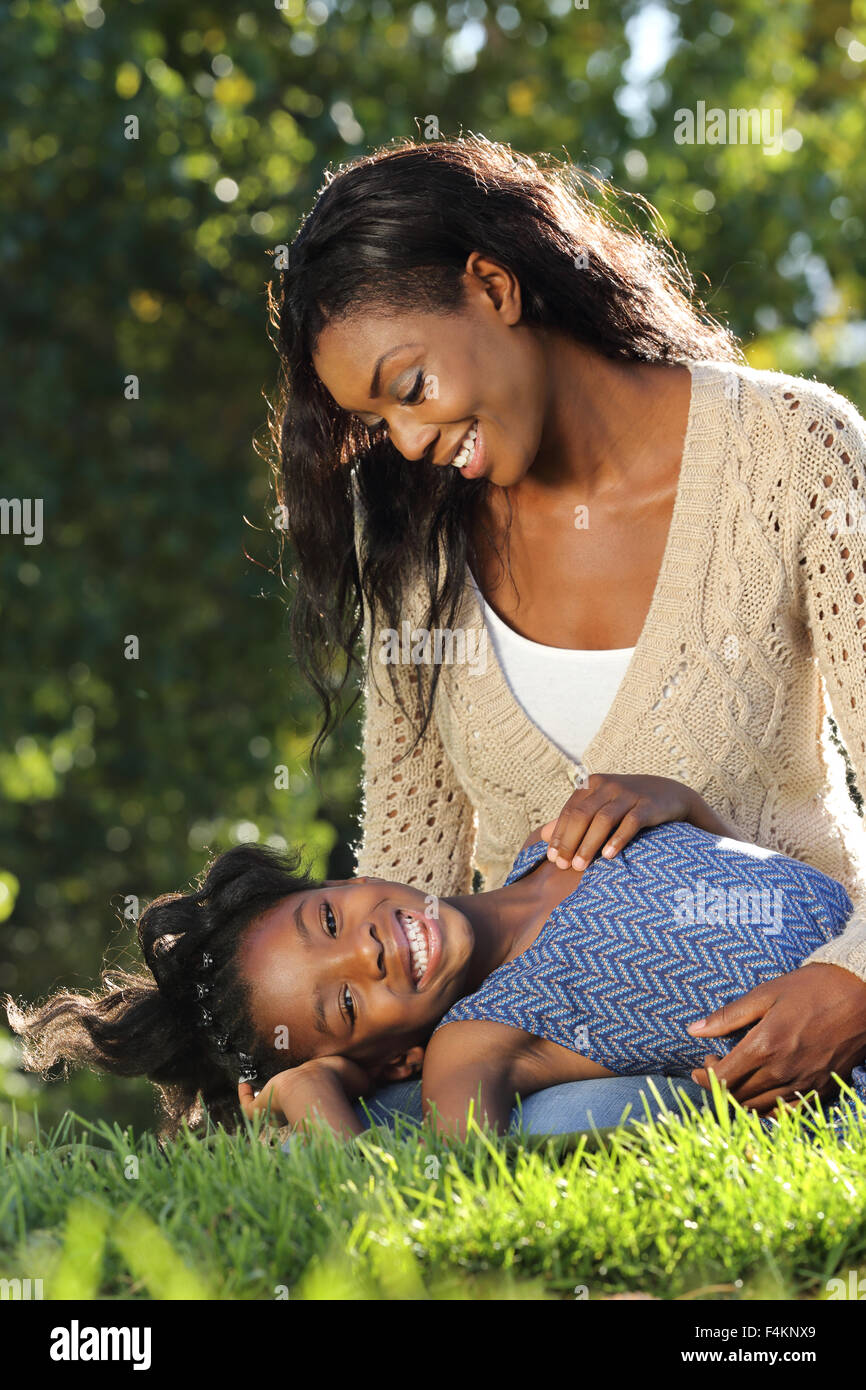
[
  {"xmin": 311, "ymin": 254, "xmax": 550, "ymax": 489},
  {"xmin": 239, "ymin": 877, "xmax": 474, "ymax": 1081}
]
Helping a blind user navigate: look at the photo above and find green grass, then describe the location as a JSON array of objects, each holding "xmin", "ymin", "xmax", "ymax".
[{"xmin": 3, "ymin": 1082, "xmax": 866, "ymax": 1301}]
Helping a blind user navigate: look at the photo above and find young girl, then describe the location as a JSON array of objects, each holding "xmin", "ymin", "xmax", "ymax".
[{"xmin": 7, "ymin": 797, "xmax": 864, "ymax": 1142}]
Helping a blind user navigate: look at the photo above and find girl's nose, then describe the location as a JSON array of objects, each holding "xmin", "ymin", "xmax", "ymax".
[{"xmin": 334, "ymin": 921, "xmax": 383, "ymax": 979}]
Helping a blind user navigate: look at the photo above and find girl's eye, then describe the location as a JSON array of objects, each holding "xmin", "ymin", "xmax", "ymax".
[
  {"xmin": 321, "ymin": 902, "xmax": 337, "ymax": 937},
  {"xmin": 341, "ymin": 984, "xmax": 356, "ymax": 1024}
]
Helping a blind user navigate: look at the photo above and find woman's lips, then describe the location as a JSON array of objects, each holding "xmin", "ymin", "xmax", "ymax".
[{"xmin": 453, "ymin": 420, "xmax": 485, "ymax": 479}]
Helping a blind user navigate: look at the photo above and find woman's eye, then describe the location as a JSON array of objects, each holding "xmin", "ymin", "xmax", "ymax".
[
  {"xmin": 358, "ymin": 369, "xmax": 425, "ymax": 428},
  {"xmin": 321, "ymin": 902, "xmax": 337, "ymax": 937},
  {"xmin": 341, "ymin": 985, "xmax": 355, "ymax": 1023},
  {"xmin": 398, "ymin": 370, "xmax": 426, "ymax": 405}
]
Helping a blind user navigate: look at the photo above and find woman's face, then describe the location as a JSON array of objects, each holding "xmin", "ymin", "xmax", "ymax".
[
  {"xmin": 311, "ymin": 254, "xmax": 550, "ymax": 488},
  {"xmin": 239, "ymin": 876, "xmax": 474, "ymax": 1080}
]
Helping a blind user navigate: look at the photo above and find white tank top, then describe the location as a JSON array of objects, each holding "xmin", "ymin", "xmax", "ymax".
[{"xmin": 468, "ymin": 569, "xmax": 635, "ymax": 764}]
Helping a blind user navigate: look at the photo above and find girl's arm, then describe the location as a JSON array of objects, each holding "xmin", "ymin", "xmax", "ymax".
[
  {"xmin": 239, "ymin": 1057, "xmax": 369, "ymax": 1140},
  {"xmin": 421, "ymin": 1023, "xmax": 526, "ymax": 1141}
]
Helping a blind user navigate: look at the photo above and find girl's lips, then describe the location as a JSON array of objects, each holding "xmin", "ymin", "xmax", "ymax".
[
  {"xmin": 392, "ymin": 910, "xmax": 413, "ymax": 986},
  {"xmin": 393, "ymin": 908, "xmax": 442, "ymax": 990},
  {"xmin": 415, "ymin": 913, "xmax": 442, "ymax": 990}
]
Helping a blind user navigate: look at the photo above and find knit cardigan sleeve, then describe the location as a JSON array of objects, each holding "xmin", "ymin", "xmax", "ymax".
[
  {"xmin": 349, "ymin": 478, "xmax": 477, "ymax": 895},
  {"xmin": 782, "ymin": 381, "xmax": 866, "ymax": 981}
]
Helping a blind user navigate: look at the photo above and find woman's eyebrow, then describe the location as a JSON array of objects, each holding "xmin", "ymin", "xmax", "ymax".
[{"xmin": 368, "ymin": 342, "xmax": 422, "ymax": 399}]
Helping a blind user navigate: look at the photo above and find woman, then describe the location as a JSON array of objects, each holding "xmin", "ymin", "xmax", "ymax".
[{"xmin": 268, "ymin": 134, "xmax": 866, "ymax": 1133}]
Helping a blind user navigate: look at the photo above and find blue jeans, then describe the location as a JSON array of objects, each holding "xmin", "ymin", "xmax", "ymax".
[{"xmin": 353, "ymin": 1074, "xmax": 708, "ymax": 1136}]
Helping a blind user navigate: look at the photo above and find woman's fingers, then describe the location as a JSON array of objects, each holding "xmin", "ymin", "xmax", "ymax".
[
  {"xmin": 687, "ymin": 982, "xmax": 775, "ymax": 1038},
  {"xmin": 566, "ymin": 800, "xmax": 639, "ymax": 868},
  {"xmin": 546, "ymin": 793, "xmax": 635, "ymax": 869}
]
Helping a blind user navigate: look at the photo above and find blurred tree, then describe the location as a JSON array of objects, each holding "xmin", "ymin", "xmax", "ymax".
[{"xmin": 1, "ymin": 0, "xmax": 864, "ymax": 1129}]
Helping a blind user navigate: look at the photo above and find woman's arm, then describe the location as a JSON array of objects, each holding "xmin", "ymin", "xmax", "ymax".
[
  {"xmin": 536, "ymin": 772, "xmax": 749, "ymax": 868},
  {"xmin": 689, "ymin": 383, "xmax": 866, "ymax": 1111},
  {"xmin": 786, "ymin": 384, "xmax": 866, "ymax": 984},
  {"xmin": 684, "ymin": 790, "xmax": 750, "ymax": 843}
]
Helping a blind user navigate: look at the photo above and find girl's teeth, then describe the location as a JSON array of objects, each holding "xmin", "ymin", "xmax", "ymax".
[{"xmin": 399, "ymin": 910, "xmax": 429, "ymax": 983}]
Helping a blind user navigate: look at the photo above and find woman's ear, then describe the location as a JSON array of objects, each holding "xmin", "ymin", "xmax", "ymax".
[{"xmin": 376, "ymin": 1044, "xmax": 425, "ymax": 1083}]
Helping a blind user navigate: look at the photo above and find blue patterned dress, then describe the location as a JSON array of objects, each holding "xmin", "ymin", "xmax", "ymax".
[{"xmin": 433, "ymin": 821, "xmax": 866, "ymax": 1133}]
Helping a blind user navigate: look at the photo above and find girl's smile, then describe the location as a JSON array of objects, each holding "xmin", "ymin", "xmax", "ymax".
[{"xmin": 238, "ymin": 881, "xmax": 474, "ymax": 1079}]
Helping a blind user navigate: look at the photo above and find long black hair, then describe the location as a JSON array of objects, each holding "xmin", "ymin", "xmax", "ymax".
[
  {"xmin": 5, "ymin": 844, "xmax": 322, "ymax": 1138},
  {"xmin": 264, "ymin": 133, "xmax": 743, "ymax": 764}
]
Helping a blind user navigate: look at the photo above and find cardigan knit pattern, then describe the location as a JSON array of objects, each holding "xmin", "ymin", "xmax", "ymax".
[{"xmin": 351, "ymin": 359, "xmax": 866, "ymax": 984}]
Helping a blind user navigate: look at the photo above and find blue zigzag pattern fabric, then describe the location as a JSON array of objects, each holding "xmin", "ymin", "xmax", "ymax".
[{"xmin": 433, "ymin": 820, "xmax": 866, "ymax": 1135}]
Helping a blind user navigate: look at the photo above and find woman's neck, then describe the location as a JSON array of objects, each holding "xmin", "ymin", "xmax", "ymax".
[{"xmin": 524, "ymin": 336, "xmax": 691, "ymax": 497}]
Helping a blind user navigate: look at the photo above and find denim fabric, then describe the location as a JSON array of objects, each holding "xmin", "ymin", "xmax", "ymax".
[{"xmin": 279, "ymin": 1073, "xmax": 709, "ymax": 1152}]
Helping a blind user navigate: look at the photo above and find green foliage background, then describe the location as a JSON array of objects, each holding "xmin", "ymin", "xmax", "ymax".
[{"xmin": 2, "ymin": 0, "xmax": 866, "ymax": 1132}]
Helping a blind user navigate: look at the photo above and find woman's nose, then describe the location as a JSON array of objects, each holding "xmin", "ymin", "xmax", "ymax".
[{"xmin": 389, "ymin": 422, "xmax": 439, "ymax": 463}]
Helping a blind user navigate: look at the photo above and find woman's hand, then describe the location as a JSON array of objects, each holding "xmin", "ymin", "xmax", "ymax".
[
  {"xmin": 539, "ymin": 773, "xmax": 726, "ymax": 871},
  {"xmin": 238, "ymin": 1055, "xmax": 372, "ymax": 1137},
  {"xmin": 687, "ymin": 963, "xmax": 866, "ymax": 1112}
]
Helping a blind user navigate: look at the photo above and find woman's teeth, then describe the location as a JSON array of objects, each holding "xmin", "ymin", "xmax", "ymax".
[
  {"xmin": 398, "ymin": 910, "xmax": 429, "ymax": 984},
  {"xmin": 451, "ymin": 420, "xmax": 478, "ymax": 468}
]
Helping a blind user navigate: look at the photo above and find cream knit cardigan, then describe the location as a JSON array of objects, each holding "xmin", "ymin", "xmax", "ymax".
[{"xmin": 351, "ymin": 359, "xmax": 866, "ymax": 982}]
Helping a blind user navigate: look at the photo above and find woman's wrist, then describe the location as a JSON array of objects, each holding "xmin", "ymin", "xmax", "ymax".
[{"xmin": 685, "ymin": 789, "xmax": 747, "ymax": 842}]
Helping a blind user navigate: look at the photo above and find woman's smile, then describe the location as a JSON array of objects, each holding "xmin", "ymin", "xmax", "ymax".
[{"xmin": 443, "ymin": 418, "xmax": 486, "ymax": 478}]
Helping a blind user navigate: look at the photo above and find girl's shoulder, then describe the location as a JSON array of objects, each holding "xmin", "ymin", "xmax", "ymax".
[{"xmin": 422, "ymin": 1017, "xmax": 532, "ymax": 1086}]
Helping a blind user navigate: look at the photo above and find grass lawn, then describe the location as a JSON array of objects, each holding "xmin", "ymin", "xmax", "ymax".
[{"xmin": 2, "ymin": 1083, "xmax": 866, "ymax": 1302}]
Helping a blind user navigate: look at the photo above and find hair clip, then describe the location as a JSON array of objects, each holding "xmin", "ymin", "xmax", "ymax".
[
  {"xmin": 201, "ymin": 951, "xmax": 213, "ymax": 971},
  {"xmin": 195, "ymin": 981, "xmax": 211, "ymax": 999},
  {"xmin": 238, "ymin": 1051, "xmax": 258, "ymax": 1084},
  {"xmin": 197, "ymin": 1006, "xmax": 214, "ymax": 1029}
]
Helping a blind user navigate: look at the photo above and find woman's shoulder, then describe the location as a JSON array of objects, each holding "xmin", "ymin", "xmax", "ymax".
[{"xmin": 707, "ymin": 359, "xmax": 866, "ymax": 465}]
